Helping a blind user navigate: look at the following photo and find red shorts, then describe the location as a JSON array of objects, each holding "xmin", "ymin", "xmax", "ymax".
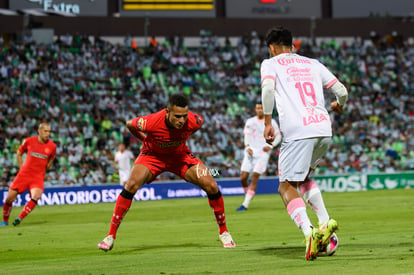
[
  {"xmin": 134, "ymin": 150, "xmax": 201, "ymax": 182},
  {"xmin": 9, "ymin": 173, "xmax": 45, "ymax": 194}
]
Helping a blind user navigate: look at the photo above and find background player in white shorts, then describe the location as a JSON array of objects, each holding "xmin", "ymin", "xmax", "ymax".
[
  {"xmin": 261, "ymin": 26, "xmax": 348, "ymax": 260},
  {"xmin": 236, "ymin": 103, "xmax": 281, "ymax": 211},
  {"xmin": 114, "ymin": 143, "xmax": 134, "ymax": 186}
]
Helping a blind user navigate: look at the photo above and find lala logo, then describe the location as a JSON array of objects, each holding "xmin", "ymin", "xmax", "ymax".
[
  {"xmin": 260, "ymin": 0, "xmax": 276, "ymax": 3},
  {"xmin": 303, "ymin": 108, "xmax": 328, "ymax": 126}
]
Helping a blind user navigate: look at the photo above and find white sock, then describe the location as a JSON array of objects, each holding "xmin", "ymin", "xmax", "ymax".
[
  {"xmin": 299, "ymin": 180, "xmax": 329, "ymax": 225},
  {"xmin": 242, "ymin": 190, "xmax": 255, "ymax": 208},
  {"xmin": 287, "ymin": 197, "xmax": 313, "ymax": 237}
]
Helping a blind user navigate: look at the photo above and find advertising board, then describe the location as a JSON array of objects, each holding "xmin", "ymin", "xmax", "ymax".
[{"xmin": 9, "ymin": 0, "xmax": 108, "ymax": 16}]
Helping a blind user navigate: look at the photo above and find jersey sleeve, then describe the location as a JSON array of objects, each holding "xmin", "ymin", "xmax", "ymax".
[
  {"xmin": 18, "ymin": 138, "xmax": 29, "ymax": 154},
  {"xmin": 189, "ymin": 112, "xmax": 203, "ymax": 132},
  {"xmin": 316, "ymin": 60, "xmax": 338, "ymax": 89},
  {"xmin": 260, "ymin": 59, "xmax": 276, "ymax": 84},
  {"xmin": 243, "ymin": 119, "xmax": 253, "ymax": 135},
  {"xmin": 130, "ymin": 114, "xmax": 153, "ymax": 133}
]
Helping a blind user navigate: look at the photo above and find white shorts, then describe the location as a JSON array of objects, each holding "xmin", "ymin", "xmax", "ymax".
[
  {"xmin": 241, "ymin": 149, "xmax": 271, "ymax": 175},
  {"xmin": 278, "ymin": 137, "xmax": 331, "ymax": 182},
  {"xmin": 119, "ymin": 170, "xmax": 130, "ymax": 186}
]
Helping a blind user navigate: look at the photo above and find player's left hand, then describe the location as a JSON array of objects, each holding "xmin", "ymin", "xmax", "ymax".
[
  {"xmin": 264, "ymin": 124, "xmax": 275, "ymax": 145},
  {"xmin": 331, "ymin": 101, "xmax": 344, "ymax": 114}
]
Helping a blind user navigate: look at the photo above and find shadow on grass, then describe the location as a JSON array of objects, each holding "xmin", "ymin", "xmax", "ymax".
[
  {"xmin": 117, "ymin": 243, "xmax": 205, "ymax": 254},
  {"xmin": 253, "ymin": 241, "xmax": 414, "ymax": 260},
  {"xmin": 253, "ymin": 245, "xmax": 303, "ymax": 259}
]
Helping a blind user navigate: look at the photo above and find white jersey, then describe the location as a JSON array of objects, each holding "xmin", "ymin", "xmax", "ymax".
[
  {"xmin": 244, "ymin": 116, "xmax": 279, "ymax": 152},
  {"xmin": 115, "ymin": 150, "xmax": 134, "ymax": 172},
  {"xmin": 261, "ymin": 53, "xmax": 338, "ymax": 142}
]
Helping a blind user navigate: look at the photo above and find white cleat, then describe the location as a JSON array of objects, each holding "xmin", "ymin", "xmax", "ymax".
[
  {"xmin": 98, "ymin": 235, "xmax": 114, "ymax": 252},
  {"xmin": 219, "ymin": 231, "xmax": 236, "ymax": 248}
]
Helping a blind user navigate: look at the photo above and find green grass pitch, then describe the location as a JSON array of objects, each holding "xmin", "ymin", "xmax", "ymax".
[{"xmin": 1, "ymin": 188, "xmax": 414, "ymax": 274}]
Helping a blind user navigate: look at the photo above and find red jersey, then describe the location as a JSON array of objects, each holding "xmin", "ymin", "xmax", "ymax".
[
  {"xmin": 18, "ymin": 136, "xmax": 56, "ymax": 180},
  {"xmin": 131, "ymin": 109, "xmax": 203, "ymax": 154}
]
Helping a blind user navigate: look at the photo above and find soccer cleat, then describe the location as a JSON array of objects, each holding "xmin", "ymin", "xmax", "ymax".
[
  {"xmin": 318, "ymin": 233, "xmax": 339, "ymax": 256},
  {"xmin": 98, "ymin": 235, "xmax": 114, "ymax": 252},
  {"xmin": 305, "ymin": 227, "xmax": 323, "ymax": 261},
  {"xmin": 0, "ymin": 221, "xmax": 8, "ymax": 227},
  {"xmin": 319, "ymin": 219, "xmax": 339, "ymax": 246},
  {"xmin": 12, "ymin": 217, "xmax": 21, "ymax": 226},
  {"xmin": 219, "ymin": 231, "xmax": 236, "ymax": 248},
  {"xmin": 236, "ymin": 205, "xmax": 247, "ymax": 211}
]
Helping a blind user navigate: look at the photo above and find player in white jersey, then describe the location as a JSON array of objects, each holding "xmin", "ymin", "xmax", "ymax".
[
  {"xmin": 261, "ymin": 26, "xmax": 348, "ymax": 261},
  {"xmin": 114, "ymin": 143, "xmax": 134, "ymax": 186},
  {"xmin": 236, "ymin": 103, "xmax": 281, "ymax": 211}
]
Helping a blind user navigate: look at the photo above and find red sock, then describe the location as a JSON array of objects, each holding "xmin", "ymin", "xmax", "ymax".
[
  {"xmin": 19, "ymin": 199, "xmax": 37, "ymax": 220},
  {"xmin": 208, "ymin": 193, "xmax": 228, "ymax": 234},
  {"xmin": 108, "ymin": 193, "xmax": 132, "ymax": 239},
  {"xmin": 3, "ymin": 202, "xmax": 12, "ymax": 223}
]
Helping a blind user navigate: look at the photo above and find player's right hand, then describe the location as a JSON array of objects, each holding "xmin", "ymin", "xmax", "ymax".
[{"xmin": 264, "ymin": 124, "xmax": 275, "ymax": 145}]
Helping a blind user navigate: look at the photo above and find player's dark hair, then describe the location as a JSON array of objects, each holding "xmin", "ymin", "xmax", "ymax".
[
  {"xmin": 168, "ymin": 94, "xmax": 188, "ymax": 109},
  {"xmin": 265, "ymin": 26, "xmax": 292, "ymax": 47}
]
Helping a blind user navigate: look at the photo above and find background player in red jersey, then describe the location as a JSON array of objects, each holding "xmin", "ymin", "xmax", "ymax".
[
  {"xmin": 98, "ymin": 94, "xmax": 236, "ymax": 251},
  {"xmin": 0, "ymin": 122, "xmax": 56, "ymax": 226}
]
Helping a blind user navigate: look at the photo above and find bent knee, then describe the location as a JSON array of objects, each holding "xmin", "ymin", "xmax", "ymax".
[
  {"xmin": 202, "ymin": 180, "xmax": 219, "ymax": 195},
  {"xmin": 31, "ymin": 195, "xmax": 42, "ymax": 201},
  {"xmin": 5, "ymin": 198, "xmax": 15, "ymax": 205}
]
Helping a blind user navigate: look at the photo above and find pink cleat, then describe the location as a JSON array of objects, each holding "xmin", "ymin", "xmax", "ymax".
[
  {"xmin": 219, "ymin": 231, "xmax": 236, "ymax": 248},
  {"xmin": 98, "ymin": 235, "xmax": 114, "ymax": 252}
]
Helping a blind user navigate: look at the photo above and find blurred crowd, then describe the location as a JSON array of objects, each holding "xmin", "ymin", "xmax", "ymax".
[{"xmin": 0, "ymin": 30, "xmax": 413, "ymax": 187}]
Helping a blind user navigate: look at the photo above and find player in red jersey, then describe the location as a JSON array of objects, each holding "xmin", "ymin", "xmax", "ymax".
[
  {"xmin": 98, "ymin": 94, "xmax": 236, "ymax": 251},
  {"xmin": 0, "ymin": 122, "xmax": 56, "ymax": 226}
]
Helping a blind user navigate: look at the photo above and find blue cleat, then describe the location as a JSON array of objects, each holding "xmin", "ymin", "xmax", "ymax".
[
  {"xmin": 0, "ymin": 221, "xmax": 8, "ymax": 227},
  {"xmin": 236, "ymin": 205, "xmax": 247, "ymax": 211}
]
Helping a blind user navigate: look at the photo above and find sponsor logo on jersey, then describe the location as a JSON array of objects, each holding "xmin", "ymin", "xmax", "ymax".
[
  {"xmin": 286, "ymin": 67, "xmax": 311, "ymax": 75},
  {"xmin": 138, "ymin": 118, "xmax": 147, "ymax": 131},
  {"xmin": 30, "ymin": 152, "xmax": 48, "ymax": 159},
  {"xmin": 195, "ymin": 115, "xmax": 202, "ymax": 125},
  {"xmin": 156, "ymin": 141, "xmax": 185, "ymax": 147},
  {"xmin": 303, "ymin": 114, "xmax": 328, "ymax": 126}
]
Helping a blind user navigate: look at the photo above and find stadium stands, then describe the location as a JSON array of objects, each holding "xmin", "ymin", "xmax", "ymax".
[{"xmin": 0, "ymin": 31, "xmax": 413, "ymax": 186}]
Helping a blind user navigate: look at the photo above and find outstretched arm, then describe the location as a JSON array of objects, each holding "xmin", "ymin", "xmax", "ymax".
[{"xmin": 126, "ymin": 119, "xmax": 147, "ymax": 142}]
